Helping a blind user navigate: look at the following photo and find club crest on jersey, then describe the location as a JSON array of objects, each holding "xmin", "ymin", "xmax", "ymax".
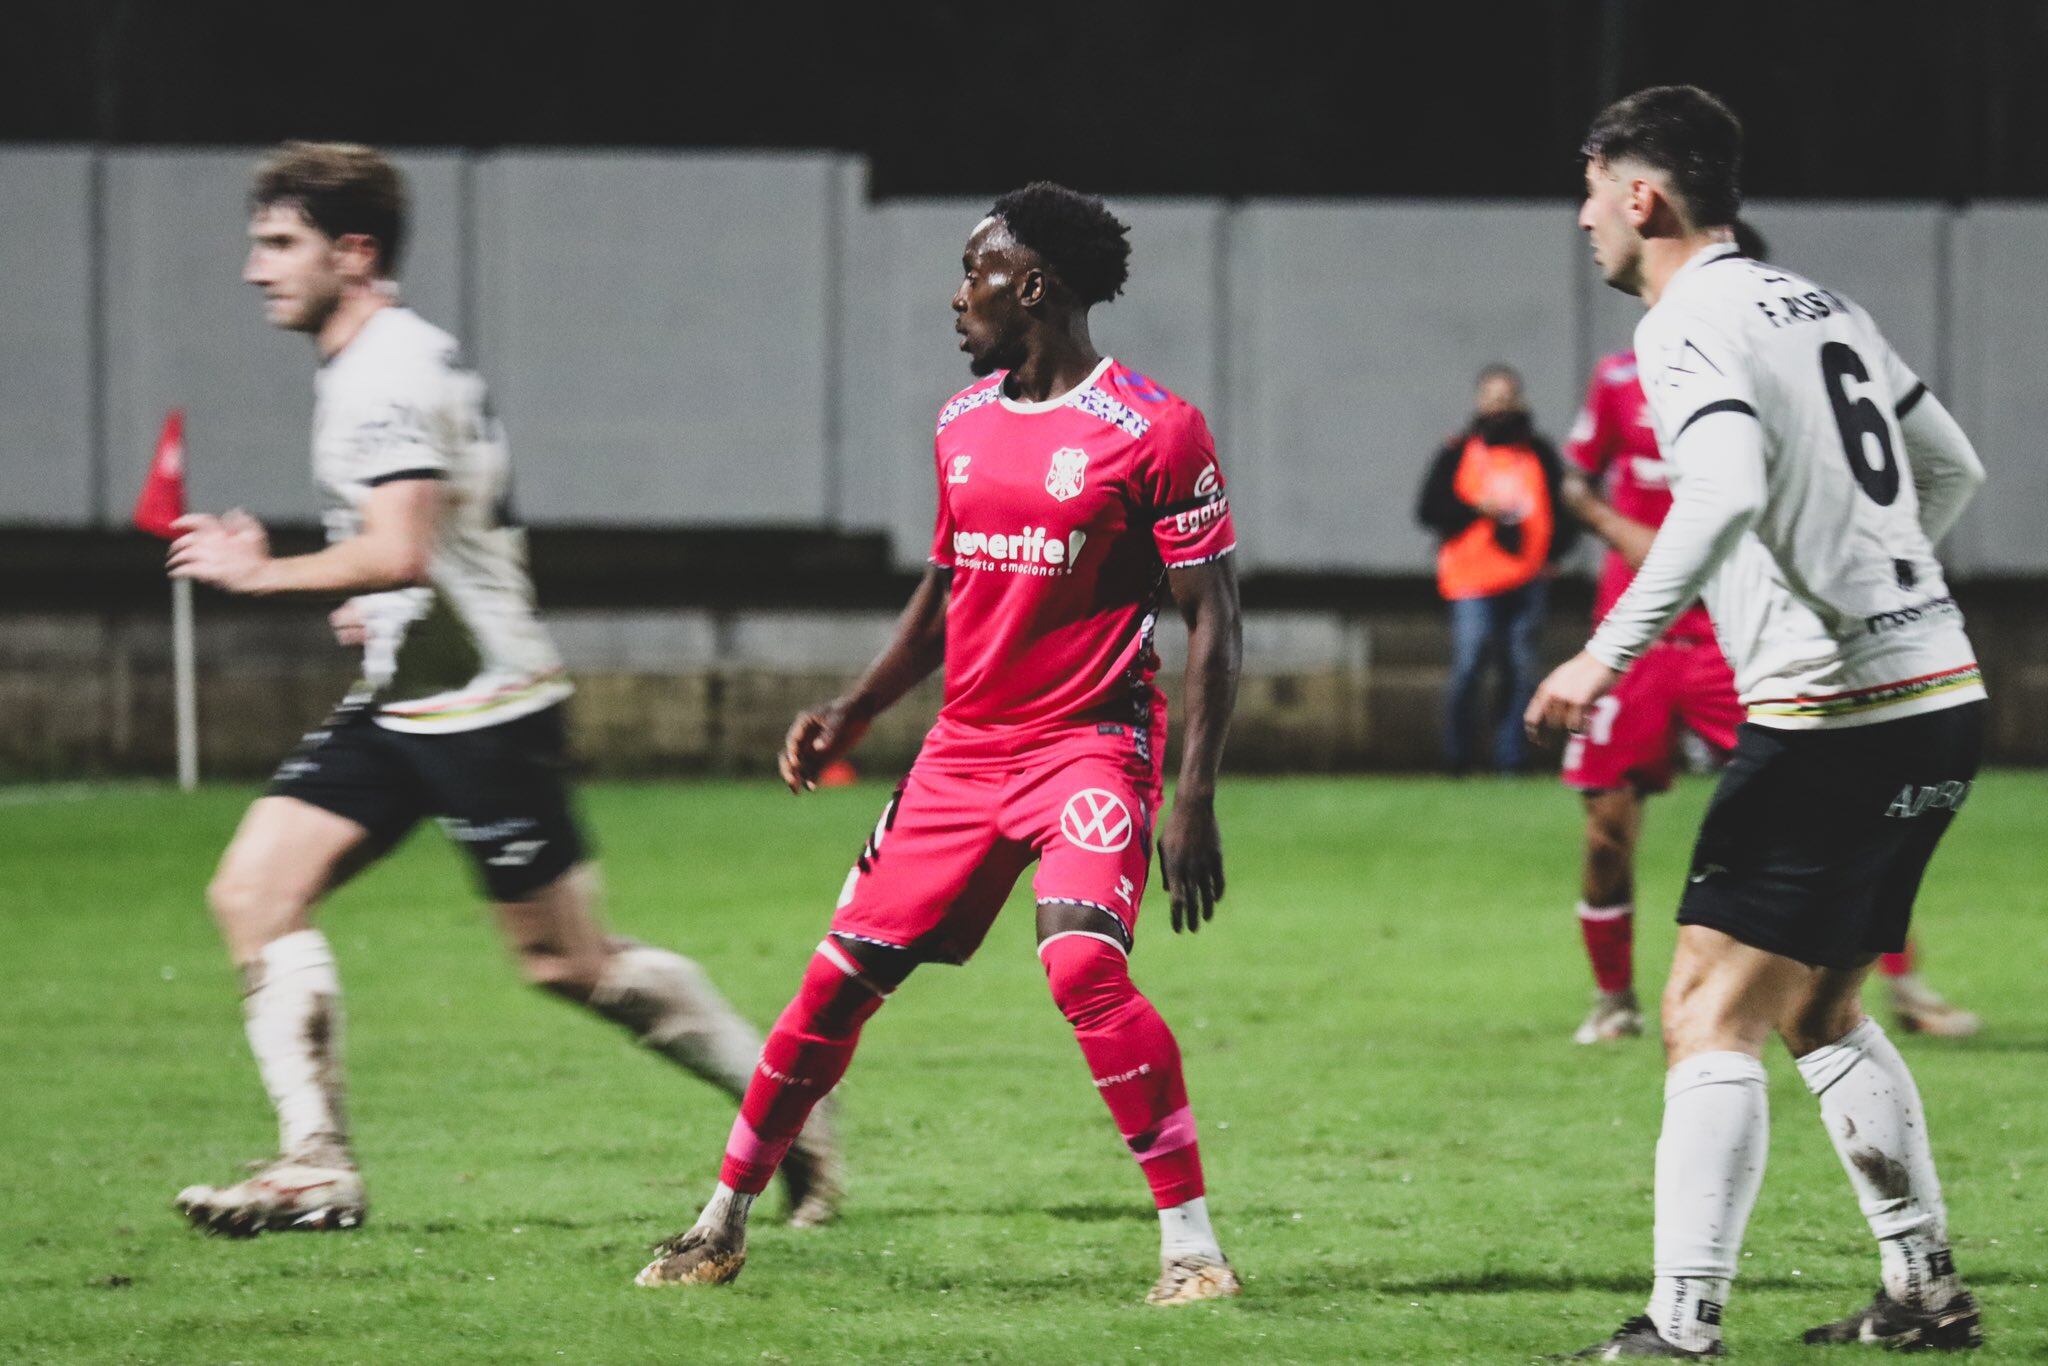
[
  {"xmin": 948, "ymin": 454, "xmax": 972, "ymax": 484},
  {"xmin": 1061, "ymin": 788, "xmax": 1133, "ymax": 853},
  {"xmin": 1046, "ymin": 446, "xmax": 1089, "ymax": 502}
]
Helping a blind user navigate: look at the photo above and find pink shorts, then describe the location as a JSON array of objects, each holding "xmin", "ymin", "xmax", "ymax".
[
  {"xmin": 830, "ymin": 727, "xmax": 1163, "ymax": 964},
  {"xmin": 1562, "ymin": 635, "xmax": 1743, "ymax": 794}
]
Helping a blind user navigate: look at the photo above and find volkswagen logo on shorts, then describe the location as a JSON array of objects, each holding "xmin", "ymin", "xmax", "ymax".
[{"xmin": 1060, "ymin": 788, "xmax": 1133, "ymax": 853}]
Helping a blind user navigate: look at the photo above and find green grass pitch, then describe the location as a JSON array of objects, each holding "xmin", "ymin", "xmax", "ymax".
[{"xmin": 2, "ymin": 774, "xmax": 2043, "ymax": 1363}]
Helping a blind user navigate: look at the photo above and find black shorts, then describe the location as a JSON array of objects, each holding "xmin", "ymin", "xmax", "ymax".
[
  {"xmin": 267, "ymin": 702, "xmax": 588, "ymax": 900},
  {"xmin": 1677, "ymin": 701, "xmax": 1984, "ymax": 968}
]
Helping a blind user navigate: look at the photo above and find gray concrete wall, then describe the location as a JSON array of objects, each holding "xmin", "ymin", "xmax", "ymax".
[
  {"xmin": 0, "ymin": 148, "xmax": 96, "ymax": 524},
  {"xmin": 2, "ymin": 143, "xmax": 2043, "ymax": 578},
  {"xmin": 1949, "ymin": 204, "xmax": 2048, "ymax": 575},
  {"xmin": 1230, "ymin": 202, "xmax": 1584, "ymax": 574},
  {"xmin": 473, "ymin": 151, "xmax": 845, "ymax": 524}
]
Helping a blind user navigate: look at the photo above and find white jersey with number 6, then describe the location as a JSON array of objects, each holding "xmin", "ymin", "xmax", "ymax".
[{"xmin": 1591, "ymin": 243, "xmax": 1985, "ymax": 730}]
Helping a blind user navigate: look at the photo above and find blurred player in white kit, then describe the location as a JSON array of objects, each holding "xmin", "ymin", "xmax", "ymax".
[{"xmin": 167, "ymin": 142, "xmax": 838, "ymax": 1237}]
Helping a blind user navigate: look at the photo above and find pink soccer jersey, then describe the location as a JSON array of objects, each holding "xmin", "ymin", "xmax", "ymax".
[
  {"xmin": 1565, "ymin": 351, "xmax": 1714, "ymax": 643},
  {"xmin": 924, "ymin": 356, "xmax": 1235, "ymax": 757}
]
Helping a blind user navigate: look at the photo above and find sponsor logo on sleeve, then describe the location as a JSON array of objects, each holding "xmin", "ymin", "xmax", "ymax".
[{"xmin": 1172, "ymin": 495, "xmax": 1229, "ymax": 537}]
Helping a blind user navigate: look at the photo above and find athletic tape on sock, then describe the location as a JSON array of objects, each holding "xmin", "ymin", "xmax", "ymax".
[
  {"xmin": 256, "ymin": 928, "xmax": 339, "ymax": 988},
  {"xmin": 1794, "ymin": 1016, "xmax": 1883, "ymax": 1096}
]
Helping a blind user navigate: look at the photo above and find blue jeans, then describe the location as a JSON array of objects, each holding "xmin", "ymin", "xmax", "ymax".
[{"xmin": 1444, "ymin": 579, "xmax": 1549, "ymax": 773}]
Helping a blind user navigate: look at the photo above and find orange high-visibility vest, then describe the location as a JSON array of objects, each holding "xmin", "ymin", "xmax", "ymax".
[{"xmin": 1436, "ymin": 436, "xmax": 1552, "ymax": 600}]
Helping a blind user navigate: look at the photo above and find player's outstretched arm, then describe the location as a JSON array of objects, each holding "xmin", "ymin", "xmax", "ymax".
[
  {"xmin": 168, "ymin": 478, "xmax": 442, "ymax": 596},
  {"xmin": 1527, "ymin": 410, "xmax": 1766, "ymax": 740},
  {"xmin": 1159, "ymin": 556, "xmax": 1242, "ymax": 934},
  {"xmin": 779, "ymin": 566, "xmax": 951, "ymax": 793}
]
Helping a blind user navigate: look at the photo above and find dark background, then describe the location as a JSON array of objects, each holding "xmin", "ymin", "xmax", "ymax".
[{"xmin": 4, "ymin": 0, "xmax": 2044, "ymax": 201}]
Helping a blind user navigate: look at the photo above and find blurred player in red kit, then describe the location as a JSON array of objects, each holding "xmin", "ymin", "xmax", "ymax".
[
  {"xmin": 1560, "ymin": 221, "xmax": 1980, "ymax": 1045},
  {"xmin": 635, "ymin": 183, "xmax": 1246, "ymax": 1305}
]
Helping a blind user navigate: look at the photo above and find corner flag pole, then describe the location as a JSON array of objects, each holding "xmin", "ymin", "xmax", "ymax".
[
  {"xmin": 136, "ymin": 408, "xmax": 198, "ymax": 791},
  {"xmin": 172, "ymin": 575, "xmax": 198, "ymax": 791}
]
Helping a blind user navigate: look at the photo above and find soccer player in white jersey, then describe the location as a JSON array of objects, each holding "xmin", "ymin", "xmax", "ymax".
[
  {"xmin": 1527, "ymin": 89, "xmax": 1988, "ymax": 1357},
  {"xmin": 166, "ymin": 142, "xmax": 838, "ymax": 1237}
]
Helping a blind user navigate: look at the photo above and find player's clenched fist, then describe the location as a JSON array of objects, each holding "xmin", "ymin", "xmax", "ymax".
[
  {"xmin": 168, "ymin": 509, "xmax": 274, "ymax": 594},
  {"xmin": 778, "ymin": 701, "xmax": 870, "ymax": 793},
  {"xmin": 1525, "ymin": 649, "xmax": 1621, "ymax": 741}
]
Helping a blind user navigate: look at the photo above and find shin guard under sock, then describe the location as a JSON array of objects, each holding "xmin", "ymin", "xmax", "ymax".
[
  {"xmin": 1648, "ymin": 1051, "xmax": 1769, "ymax": 1353},
  {"xmin": 719, "ymin": 940, "xmax": 885, "ymax": 1195},
  {"xmin": 1797, "ymin": 1018, "xmax": 1961, "ymax": 1311},
  {"xmin": 243, "ymin": 929, "xmax": 349, "ymax": 1160},
  {"xmin": 1040, "ymin": 931, "xmax": 1203, "ymax": 1209}
]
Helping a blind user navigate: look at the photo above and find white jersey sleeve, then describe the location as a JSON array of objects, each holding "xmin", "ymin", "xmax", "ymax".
[
  {"xmin": 1588, "ymin": 246, "xmax": 1984, "ymax": 730},
  {"xmin": 1585, "ymin": 401, "xmax": 1766, "ymax": 669},
  {"xmin": 1897, "ymin": 390, "xmax": 1986, "ymax": 546},
  {"xmin": 1858, "ymin": 330, "xmax": 1985, "ymax": 544}
]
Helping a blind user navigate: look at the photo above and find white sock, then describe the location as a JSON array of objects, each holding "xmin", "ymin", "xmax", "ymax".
[
  {"xmin": 591, "ymin": 943, "xmax": 765, "ymax": 1100},
  {"xmin": 1647, "ymin": 1051, "xmax": 1769, "ymax": 1352},
  {"xmin": 1796, "ymin": 1018, "xmax": 1961, "ymax": 1310},
  {"xmin": 242, "ymin": 929, "xmax": 348, "ymax": 1161},
  {"xmin": 1159, "ymin": 1196, "xmax": 1223, "ymax": 1262},
  {"xmin": 696, "ymin": 1181, "xmax": 755, "ymax": 1239}
]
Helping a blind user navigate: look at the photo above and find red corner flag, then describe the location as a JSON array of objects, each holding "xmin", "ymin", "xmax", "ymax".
[{"xmin": 134, "ymin": 408, "xmax": 188, "ymax": 540}]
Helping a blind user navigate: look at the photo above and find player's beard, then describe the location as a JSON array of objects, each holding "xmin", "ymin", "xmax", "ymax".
[
  {"xmin": 965, "ymin": 320, "xmax": 1026, "ymax": 378},
  {"xmin": 278, "ymin": 275, "xmax": 345, "ymax": 335},
  {"xmin": 1596, "ymin": 237, "xmax": 1646, "ymax": 298}
]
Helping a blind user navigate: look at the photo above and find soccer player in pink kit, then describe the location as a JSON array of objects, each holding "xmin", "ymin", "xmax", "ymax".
[
  {"xmin": 1558, "ymin": 346, "xmax": 1744, "ymax": 1043},
  {"xmin": 1562, "ymin": 228, "xmax": 1982, "ymax": 1044},
  {"xmin": 636, "ymin": 183, "xmax": 1245, "ymax": 1306}
]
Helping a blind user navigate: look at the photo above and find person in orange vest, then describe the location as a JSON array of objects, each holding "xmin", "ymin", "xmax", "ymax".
[{"xmin": 1416, "ymin": 364, "xmax": 1577, "ymax": 774}]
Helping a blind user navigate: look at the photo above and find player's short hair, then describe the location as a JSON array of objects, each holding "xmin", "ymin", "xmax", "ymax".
[
  {"xmin": 989, "ymin": 181, "xmax": 1132, "ymax": 306},
  {"xmin": 251, "ymin": 141, "xmax": 408, "ymax": 276},
  {"xmin": 1732, "ymin": 218, "xmax": 1770, "ymax": 260},
  {"xmin": 1582, "ymin": 85, "xmax": 1743, "ymax": 229},
  {"xmin": 1477, "ymin": 362, "xmax": 1522, "ymax": 390}
]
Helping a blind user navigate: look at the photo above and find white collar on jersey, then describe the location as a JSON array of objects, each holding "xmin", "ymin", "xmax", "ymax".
[
  {"xmin": 1669, "ymin": 240, "xmax": 1745, "ymax": 288},
  {"xmin": 996, "ymin": 354, "xmax": 1115, "ymax": 415}
]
